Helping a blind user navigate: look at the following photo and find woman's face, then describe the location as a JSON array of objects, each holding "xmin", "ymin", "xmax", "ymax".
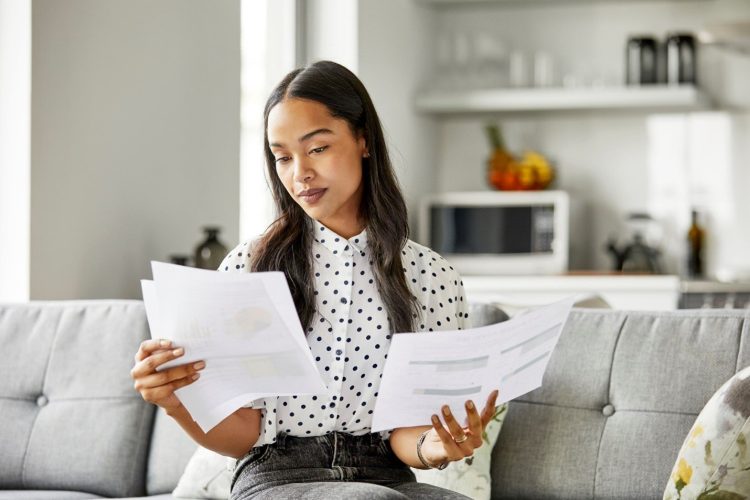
[{"xmin": 268, "ymin": 98, "xmax": 368, "ymax": 238}]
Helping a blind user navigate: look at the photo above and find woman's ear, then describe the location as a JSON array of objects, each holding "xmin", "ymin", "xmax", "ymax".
[{"xmin": 358, "ymin": 131, "xmax": 368, "ymax": 158}]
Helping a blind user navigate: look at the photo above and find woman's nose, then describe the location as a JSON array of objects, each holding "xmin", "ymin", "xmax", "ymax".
[{"xmin": 293, "ymin": 158, "xmax": 314, "ymax": 183}]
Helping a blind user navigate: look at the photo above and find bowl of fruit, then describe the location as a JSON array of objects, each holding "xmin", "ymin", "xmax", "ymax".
[{"xmin": 485, "ymin": 124, "xmax": 555, "ymax": 191}]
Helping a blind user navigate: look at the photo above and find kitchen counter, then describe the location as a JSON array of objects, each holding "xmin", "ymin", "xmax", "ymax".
[
  {"xmin": 679, "ymin": 280, "xmax": 750, "ymax": 309},
  {"xmin": 680, "ymin": 280, "xmax": 750, "ymax": 293},
  {"xmin": 461, "ymin": 274, "xmax": 681, "ymax": 312}
]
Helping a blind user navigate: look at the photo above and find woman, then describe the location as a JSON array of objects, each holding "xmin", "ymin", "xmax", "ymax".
[{"xmin": 131, "ymin": 60, "xmax": 500, "ymax": 500}]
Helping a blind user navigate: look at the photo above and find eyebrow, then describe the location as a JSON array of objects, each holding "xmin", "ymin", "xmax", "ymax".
[{"xmin": 270, "ymin": 128, "xmax": 335, "ymax": 148}]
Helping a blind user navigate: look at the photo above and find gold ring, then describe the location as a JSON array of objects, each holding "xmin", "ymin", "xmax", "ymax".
[{"xmin": 454, "ymin": 434, "xmax": 468, "ymax": 444}]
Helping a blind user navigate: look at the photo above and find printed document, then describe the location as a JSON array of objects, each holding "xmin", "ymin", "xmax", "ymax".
[
  {"xmin": 371, "ymin": 297, "xmax": 575, "ymax": 432},
  {"xmin": 140, "ymin": 261, "xmax": 327, "ymax": 433}
]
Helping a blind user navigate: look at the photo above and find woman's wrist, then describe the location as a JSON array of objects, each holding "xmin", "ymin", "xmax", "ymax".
[{"xmin": 416, "ymin": 429, "xmax": 448, "ymax": 470}]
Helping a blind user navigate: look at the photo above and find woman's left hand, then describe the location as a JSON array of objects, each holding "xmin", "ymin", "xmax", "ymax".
[{"xmin": 419, "ymin": 389, "xmax": 500, "ymax": 468}]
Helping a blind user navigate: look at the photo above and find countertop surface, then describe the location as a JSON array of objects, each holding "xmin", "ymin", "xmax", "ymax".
[{"xmin": 461, "ymin": 274, "xmax": 681, "ymax": 291}]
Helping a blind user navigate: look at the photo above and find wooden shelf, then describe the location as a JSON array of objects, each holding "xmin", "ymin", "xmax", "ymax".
[{"xmin": 414, "ymin": 85, "xmax": 711, "ymax": 114}]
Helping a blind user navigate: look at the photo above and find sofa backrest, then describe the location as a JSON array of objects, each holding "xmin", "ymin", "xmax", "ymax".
[
  {"xmin": 490, "ymin": 308, "xmax": 750, "ymax": 499},
  {"xmin": 145, "ymin": 407, "xmax": 199, "ymax": 494},
  {"xmin": 0, "ymin": 300, "xmax": 156, "ymax": 498}
]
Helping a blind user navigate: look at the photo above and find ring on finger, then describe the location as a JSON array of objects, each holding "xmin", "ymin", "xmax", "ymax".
[{"xmin": 454, "ymin": 434, "xmax": 469, "ymax": 444}]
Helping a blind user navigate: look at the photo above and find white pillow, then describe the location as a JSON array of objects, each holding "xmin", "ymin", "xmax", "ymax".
[
  {"xmin": 411, "ymin": 403, "xmax": 509, "ymax": 500},
  {"xmin": 172, "ymin": 446, "xmax": 234, "ymax": 500}
]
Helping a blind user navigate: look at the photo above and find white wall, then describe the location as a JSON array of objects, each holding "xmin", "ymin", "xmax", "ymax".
[
  {"xmin": 30, "ymin": 0, "xmax": 241, "ymax": 299},
  {"xmin": 425, "ymin": 0, "xmax": 750, "ymax": 274},
  {"xmin": 0, "ymin": 0, "xmax": 31, "ymax": 302},
  {"xmin": 306, "ymin": 0, "xmax": 359, "ymax": 73},
  {"xmin": 357, "ymin": 0, "xmax": 438, "ymax": 235}
]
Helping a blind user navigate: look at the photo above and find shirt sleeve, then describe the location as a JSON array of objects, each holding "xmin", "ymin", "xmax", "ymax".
[
  {"xmin": 216, "ymin": 239, "xmax": 253, "ymax": 273},
  {"xmin": 417, "ymin": 248, "xmax": 470, "ymax": 332},
  {"xmin": 424, "ymin": 252, "xmax": 471, "ymax": 331}
]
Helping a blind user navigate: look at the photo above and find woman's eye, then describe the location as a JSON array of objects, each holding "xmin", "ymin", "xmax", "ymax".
[
  {"xmin": 310, "ymin": 146, "xmax": 328, "ymax": 154},
  {"xmin": 275, "ymin": 157, "xmax": 289, "ymax": 164}
]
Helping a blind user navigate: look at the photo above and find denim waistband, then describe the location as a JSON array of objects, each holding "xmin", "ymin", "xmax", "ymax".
[
  {"xmin": 272, "ymin": 430, "xmax": 385, "ymax": 451},
  {"xmin": 230, "ymin": 431, "xmax": 415, "ymax": 498}
]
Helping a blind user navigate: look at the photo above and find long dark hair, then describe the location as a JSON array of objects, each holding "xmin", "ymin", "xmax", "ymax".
[{"xmin": 250, "ymin": 60, "xmax": 421, "ymax": 336}]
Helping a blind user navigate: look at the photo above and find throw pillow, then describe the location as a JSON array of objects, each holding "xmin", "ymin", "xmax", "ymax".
[
  {"xmin": 662, "ymin": 365, "xmax": 750, "ymax": 499},
  {"xmin": 412, "ymin": 403, "xmax": 509, "ymax": 500},
  {"xmin": 173, "ymin": 446, "xmax": 235, "ymax": 500}
]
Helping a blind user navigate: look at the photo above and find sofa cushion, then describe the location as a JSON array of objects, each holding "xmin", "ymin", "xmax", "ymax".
[
  {"xmin": 0, "ymin": 492, "xmax": 102, "ymax": 499},
  {"xmin": 490, "ymin": 308, "xmax": 750, "ymax": 499},
  {"xmin": 146, "ymin": 407, "xmax": 200, "ymax": 495},
  {"xmin": 0, "ymin": 300, "xmax": 156, "ymax": 498},
  {"xmin": 663, "ymin": 365, "xmax": 750, "ymax": 499}
]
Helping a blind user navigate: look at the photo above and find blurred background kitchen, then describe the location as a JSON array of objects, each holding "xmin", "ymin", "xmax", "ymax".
[{"xmin": 1, "ymin": 0, "xmax": 749, "ymax": 311}]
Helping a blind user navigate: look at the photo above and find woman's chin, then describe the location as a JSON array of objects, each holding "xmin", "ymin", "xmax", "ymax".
[{"xmin": 301, "ymin": 206, "xmax": 326, "ymax": 221}]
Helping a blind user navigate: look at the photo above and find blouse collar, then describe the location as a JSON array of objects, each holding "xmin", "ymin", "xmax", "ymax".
[{"xmin": 312, "ymin": 219, "xmax": 368, "ymax": 256}]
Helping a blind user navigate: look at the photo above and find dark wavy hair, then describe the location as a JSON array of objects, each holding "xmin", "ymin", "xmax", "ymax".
[{"xmin": 249, "ymin": 60, "xmax": 421, "ymax": 336}]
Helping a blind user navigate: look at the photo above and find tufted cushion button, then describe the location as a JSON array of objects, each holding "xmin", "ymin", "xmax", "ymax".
[
  {"xmin": 602, "ymin": 404, "xmax": 615, "ymax": 417},
  {"xmin": 36, "ymin": 394, "xmax": 48, "ymax": 407}
]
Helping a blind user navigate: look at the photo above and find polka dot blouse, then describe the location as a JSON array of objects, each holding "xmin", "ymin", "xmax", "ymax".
[{"xmin": 217, "ymin": 218, "xmax": 469, "ymax": 448}]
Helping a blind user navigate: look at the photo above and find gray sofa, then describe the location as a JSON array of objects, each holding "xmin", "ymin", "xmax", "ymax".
[{"xmin": 0, "ymin": 299, "xmax": 748, "ymax": 499}]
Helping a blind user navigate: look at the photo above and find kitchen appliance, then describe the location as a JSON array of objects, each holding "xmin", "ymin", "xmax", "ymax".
[
  {"xmin": 666, "ymin": 32, "xmax": 697, "ymax": 85},
  {"xmin": 418, "ymin": 190, "xmax": 569, "ymax": 276},
  {"xmin": 626, "ymin": 35, "xmax": 658, "ymax": 85},
  {"xmin": 605, "ymin": 213, "xmax": 664, "ymax": 274}
]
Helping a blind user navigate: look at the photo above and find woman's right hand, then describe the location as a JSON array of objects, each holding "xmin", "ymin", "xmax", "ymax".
[{"xmin": 130, "ymin": 339, "xmax": 206, "ymax": 413}]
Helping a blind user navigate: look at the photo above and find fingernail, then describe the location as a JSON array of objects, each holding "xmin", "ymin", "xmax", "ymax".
[
  {"xmin": 442, "ymin": 406, "xmax": 450, "ymax": 416},
  {"xmin": 431, "ymin": 415, "xmax": 439, "ymax": 424},
  {"xmin": 172, "ymin": 347, "xmax": 184, "ymax": 356},
  {"xmin": 192, "ymin": 373, "xmax": 200, "ymax": 380},
  {"xmin": 467, "ymin": 400, "xmax": 474, "ymax": 409},
  {"xmin": 160, "ymin": 339, "xmax": 170, "ymax": 347},
  {"xmin": 193, "ymin": 361, "xmax": 206, "ymax": 370}
]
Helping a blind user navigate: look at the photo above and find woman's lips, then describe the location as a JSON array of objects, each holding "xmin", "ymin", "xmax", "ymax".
[{"xmin": 299, "ymin": 188, "xmax": 327, "ymax": 204}]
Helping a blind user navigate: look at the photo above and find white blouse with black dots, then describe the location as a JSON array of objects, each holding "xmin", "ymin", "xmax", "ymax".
[{"xmin": 217, "ymin": 218, "xmax": 470, "ymax": 447}]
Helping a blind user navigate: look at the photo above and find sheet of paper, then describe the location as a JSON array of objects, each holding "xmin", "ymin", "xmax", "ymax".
[
  {"xmin": 371, "ymin": 297, "xmax": 576, "ymax": 432},
  {"xmin": 140, "ymin": 262, "xmax": 328, "ymax": 432}
]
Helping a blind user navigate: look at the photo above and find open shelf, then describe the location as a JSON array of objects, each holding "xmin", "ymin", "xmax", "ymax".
[{"xmin": 414, "ymin": 85, "xmax": 711, "ymax": 114}]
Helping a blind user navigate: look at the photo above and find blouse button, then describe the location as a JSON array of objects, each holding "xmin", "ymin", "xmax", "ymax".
[
  {"xmin": 335, "ymin": 349, "xmax": 343, "ymax": 355},
  {"xmin": 340, "ymin": 297, "xmax": 347, "ymax": 304}
]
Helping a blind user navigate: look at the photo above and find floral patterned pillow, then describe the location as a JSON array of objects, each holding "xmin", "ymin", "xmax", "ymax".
[
  {"xmin": 663, "ymin": 365, "xmax": 750, "ymax": 500},
  {"xmin": 412, "ymin": 403, "xmax": 508, "ymax": 500}
]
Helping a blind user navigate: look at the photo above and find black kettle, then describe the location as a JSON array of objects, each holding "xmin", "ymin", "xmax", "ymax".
[{"xmin": 606, "ymin": 233, "xmax": 663, "ymax": 274}]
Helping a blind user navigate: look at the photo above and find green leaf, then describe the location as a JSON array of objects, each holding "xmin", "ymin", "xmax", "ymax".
[
  {"xmin": 697, "ymin": 490, "xmax": 748, "ymax": 500},
  {"xmin": 675, "ymin": 478, "xmax": 687, "ymax": 493}
]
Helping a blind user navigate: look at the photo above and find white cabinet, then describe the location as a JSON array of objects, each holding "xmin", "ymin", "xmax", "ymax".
[{"xmin": 462, "ymin": 275, "xmax": 681, "ymax": 313}]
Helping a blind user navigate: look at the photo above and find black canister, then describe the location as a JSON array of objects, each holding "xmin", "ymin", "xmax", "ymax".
[
  {"xmin": 626, "ymin": 35, "xmax": 658, "ymax": 85},
  {"xmin": 666, "ymin": 33, "xmax": 697, "ymax": 85}
]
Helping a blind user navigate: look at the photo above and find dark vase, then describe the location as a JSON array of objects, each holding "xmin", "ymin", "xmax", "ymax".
[{"xmin": 193, "ymin": 226, "xmax": 228, "ymax": 270}]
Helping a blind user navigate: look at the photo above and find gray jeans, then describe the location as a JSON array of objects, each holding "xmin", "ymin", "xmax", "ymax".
[{"xmin": 229, "ymin": 431, "xmax": 471, "ymax": 500}]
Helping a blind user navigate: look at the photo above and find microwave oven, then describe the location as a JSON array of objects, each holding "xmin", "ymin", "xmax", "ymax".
[{"xmin": 418, "ymin": 191, "xmax": 569, "ymax": 276}]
